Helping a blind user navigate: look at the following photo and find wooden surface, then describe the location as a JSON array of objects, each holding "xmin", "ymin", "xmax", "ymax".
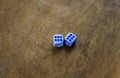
[{"xmin": 0, "ymin": 0, "xmax": 120, "ymax": 78}]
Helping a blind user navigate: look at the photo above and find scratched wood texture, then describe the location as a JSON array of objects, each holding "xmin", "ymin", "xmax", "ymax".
[{"xmin": 0, "ymin": 0, "xmax": 120, "ymax": 78}]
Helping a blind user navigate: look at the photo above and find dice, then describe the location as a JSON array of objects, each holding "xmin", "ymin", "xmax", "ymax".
[
  {"xmin": 53, "ymin": 34, "xmax": 64, "ymax": 47},
  {"xmin": 65, "ymin": 32, "xmax": 77, "ymax": 47}
]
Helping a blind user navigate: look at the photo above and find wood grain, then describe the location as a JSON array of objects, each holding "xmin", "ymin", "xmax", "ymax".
[{"xmin": 0, "ymin": 0, "xmax": 120, "ymax": 78}]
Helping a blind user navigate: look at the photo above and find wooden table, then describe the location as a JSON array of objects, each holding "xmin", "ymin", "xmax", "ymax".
[{"xmin": 0, "ymin": 0, "xmax": 120, "ymax": 78}]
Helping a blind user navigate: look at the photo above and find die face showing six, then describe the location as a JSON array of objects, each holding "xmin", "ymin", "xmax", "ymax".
[
  {"xmin": 53, "ymin": 34, "xmax": 64, "ymax": 47},
  {"xmin": 65, "ymin": 32, "xmax": 77, "ymax": 46}
]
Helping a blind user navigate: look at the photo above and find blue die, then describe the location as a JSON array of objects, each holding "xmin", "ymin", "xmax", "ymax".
[
  {"xmin": 65, "ymin": 32, "xmax": 77, "ymax": 47},
  {"xmin": 53, "ymin": 34, "xmax": 64, "ymax": 47}
]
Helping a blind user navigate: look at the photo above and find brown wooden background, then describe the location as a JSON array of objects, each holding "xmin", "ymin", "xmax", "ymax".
[{"xmin": 0, "ymin": 0, "xmax": 120, "ymax": 78}]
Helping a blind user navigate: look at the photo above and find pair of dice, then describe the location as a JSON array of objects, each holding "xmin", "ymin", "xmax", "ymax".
[{"xmin": 53, "ymin": 32, "xmax": 77, "ymax": 47}]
